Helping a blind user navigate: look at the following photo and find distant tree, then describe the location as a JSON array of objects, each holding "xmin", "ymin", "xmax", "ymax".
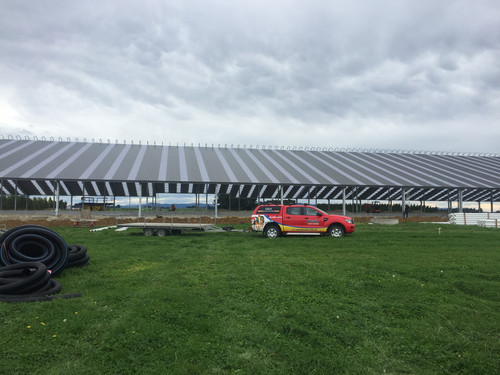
[
  {"xmin": 262, "ymin": 199, "xmax": 296, "ymax": 206},
  {"xmin": 0, "ymin": 195, "xmax": 66, "ymax": 210},
  {"xmin": 216, "ymin": 194, "xmax": 257, "ymax": 210}
]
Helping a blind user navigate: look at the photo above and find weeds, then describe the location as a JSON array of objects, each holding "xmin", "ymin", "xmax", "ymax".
[{"xmin": 1, "ymin": 223, "xmax": 499, "ymax": 374}]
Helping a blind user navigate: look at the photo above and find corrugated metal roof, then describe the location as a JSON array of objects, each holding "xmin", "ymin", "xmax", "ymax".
[{"xmin": 0, "ymin": 139, "xmax": 499, "ymax": 202}]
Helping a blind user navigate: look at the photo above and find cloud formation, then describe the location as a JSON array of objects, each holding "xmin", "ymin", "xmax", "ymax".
[{"xmin": 1, "ymin": 0, "xmax": 499, "ymax": 152}]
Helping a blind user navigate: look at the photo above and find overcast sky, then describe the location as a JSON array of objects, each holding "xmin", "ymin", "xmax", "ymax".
[{"xmin": 1, "ymin": 0, "xmax": 499, "ymax": 154}]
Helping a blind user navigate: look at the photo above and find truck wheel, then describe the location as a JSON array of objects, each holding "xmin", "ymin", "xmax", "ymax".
[
  {"xmin": 264, "ymin": 225, "xmax": 281, "ymax": 238},
  {"xmin": 157, "ymin": 229, "xmax": 169, "ymax": 237},
  {"xmin": 143, "ymin": 228, "xmax": 154, "ymax": 236},
  {"xmin": 328, "ymin": 225, "xmax": 345, "ymax": 238}
]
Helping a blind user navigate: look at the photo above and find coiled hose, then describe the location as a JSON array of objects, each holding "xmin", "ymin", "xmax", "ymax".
[
  {"xmin": 0, "ymin": 225, "xmax": 88, "ymax": 302},
  {"xmin": 67, "ymin": 245, "xmax": 90, "ymax": 268},
  {"xmin": 0, "ymin": 262, "xmax": 62, "ymax": 302},
  {"xmin": 0, "ymin": 225, "xmax": 69, "ymax": 275}
]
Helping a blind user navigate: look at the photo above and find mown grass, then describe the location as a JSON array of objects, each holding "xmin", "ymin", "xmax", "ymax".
[{"xmin": 1, "ymin": 223, "xmax": 499, "ymax": 374}]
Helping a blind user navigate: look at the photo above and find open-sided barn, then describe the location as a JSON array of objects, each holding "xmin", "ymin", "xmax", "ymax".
[{"xmin": 1, "ymin": 137, "xmax": 499, "ymax": 213}]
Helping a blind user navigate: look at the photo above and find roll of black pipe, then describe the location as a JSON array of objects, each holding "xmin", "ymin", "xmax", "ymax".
[
  {"xmin": 0, "ymin": 225, "xmax": 69, "ymax": 276},
  {"xmin": 0, "ymin": 262, "xmax": 62, "ymax": 302},
  {"xmin": 67, "ymin": 245, "xmax": 90, "ymax": 268}
]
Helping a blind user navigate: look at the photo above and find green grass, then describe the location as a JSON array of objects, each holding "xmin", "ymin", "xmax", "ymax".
[{"xmin": 1, "ymin": 223, "xmax": 499, "ymax": 374}]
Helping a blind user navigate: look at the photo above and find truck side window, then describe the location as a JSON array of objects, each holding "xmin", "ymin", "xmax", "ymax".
[
  {"xmin": 286, "ymin": 207, "xmax": 302, "ymax": 215},
  {"xmin": 304, "ymin": 207, "xmax": 320, "ymax": 216}
]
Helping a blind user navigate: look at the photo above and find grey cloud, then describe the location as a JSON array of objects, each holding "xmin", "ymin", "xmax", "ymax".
[{"xmin": 0, "ymin": 0, "xmax": 499, "ymax": 153}]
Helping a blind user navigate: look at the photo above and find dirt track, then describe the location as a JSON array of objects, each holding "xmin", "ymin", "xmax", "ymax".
[{"xmin": 0, "ymin": 212, "xmax": 448, "ymax": 229}]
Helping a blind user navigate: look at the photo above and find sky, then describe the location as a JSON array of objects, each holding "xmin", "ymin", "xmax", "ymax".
[{"xmin": 1, "ymin": 0, "xmax": 499, "ymax": 154}]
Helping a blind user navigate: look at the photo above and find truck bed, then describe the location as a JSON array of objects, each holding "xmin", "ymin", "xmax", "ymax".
[
  {"xmin": 117, "ymin": 223, "xmax": 214, "ymax": 229},
  {"xmin": 116, "ymin": 222, "xmax": 216, "ymax": 236}
]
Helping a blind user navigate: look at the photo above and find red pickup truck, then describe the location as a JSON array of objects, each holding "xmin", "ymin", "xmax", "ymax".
[{"xmin": 251, "ymin": 204, "xmax": 355, "ymax": 238}]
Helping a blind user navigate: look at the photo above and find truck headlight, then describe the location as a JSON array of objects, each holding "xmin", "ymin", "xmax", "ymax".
[{"xmin": 345, "ymin": 218, "xmax": 354, "ymax": 224}]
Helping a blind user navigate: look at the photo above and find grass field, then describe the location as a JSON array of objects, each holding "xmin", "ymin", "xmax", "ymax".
[{"xmin": 1, "ymin": 222, "xmax": 499, "ymax": 374}]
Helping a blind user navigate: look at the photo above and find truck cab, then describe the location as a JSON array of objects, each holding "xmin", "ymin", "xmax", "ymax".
[{"xmin": 251, "ymin": 204, "xmax": 355, "ymax": 238}]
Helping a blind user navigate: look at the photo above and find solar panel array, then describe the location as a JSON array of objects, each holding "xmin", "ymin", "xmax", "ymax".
[{"xmin": 1, "ymin": 139, "xmax": 499, "ymax": 203}]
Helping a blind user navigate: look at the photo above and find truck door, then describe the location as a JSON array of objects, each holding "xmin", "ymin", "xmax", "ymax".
[
  {"xmin": 303, "ymin": 206, "xmax": 325, "ymax": 232},
  {"xmin": 284, "ymin": 206, "xmax": 305, "ymax": 232}
]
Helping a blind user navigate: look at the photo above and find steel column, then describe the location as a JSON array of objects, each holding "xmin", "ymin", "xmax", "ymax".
[
  {"xmin": 55, "ymin": 181, "xmax": 60, "ymax": 216},
  {"xmin": 401, "ymin": 187, "xmax": 406, "ymax": 215},
  {"xmin": 342, "ymin": 187, "xmax": 346, "ymax": 216},
  {"xmin": 458, "ymin": 189, "xmax": 463, "ymax": 213},
  {"xmin": 138, "ymin": 184, "xmax": 142, "ymax": 218}
]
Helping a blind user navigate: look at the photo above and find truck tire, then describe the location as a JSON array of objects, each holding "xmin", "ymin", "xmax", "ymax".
[
  {"xmin": 143, "ymin": 228, "xmax": 154, "ymax": 236},
  {"xmin": 264, "ymin": 225, "xmax": 281, "ymax": 238},
  {"xmin": 157, "ymin": 229, "xmax": 169, "ymax": 237},
  {"xmin": 328, "ymin": 225, "xmax": 345, "ymax": 237}
]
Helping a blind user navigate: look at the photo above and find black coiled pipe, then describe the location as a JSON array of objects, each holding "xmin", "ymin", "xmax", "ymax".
[
  {"xmin": 0, "ymin": 225, "xmax": 69, "ymax": 276},
  {"xmin": 0, "ymin": 262, "xmax": 62, "ymax": 302},
  {"xmin": 67, "ymin": 245, "xmax": 90, "ymax": 268}
]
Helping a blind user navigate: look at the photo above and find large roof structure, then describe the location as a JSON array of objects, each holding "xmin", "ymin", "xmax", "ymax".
[{"xmin": 1, "ymin": 138, "xmax": 499, "ymax": 203}]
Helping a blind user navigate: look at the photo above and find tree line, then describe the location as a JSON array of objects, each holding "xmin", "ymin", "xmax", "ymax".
[
  {"xmin": 0, "ymin": 195, "xmax": 67, "ymax": 210},
  {"xmin": 216, "ymin": 194, "xmax": 442, "ymax": 213}
]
